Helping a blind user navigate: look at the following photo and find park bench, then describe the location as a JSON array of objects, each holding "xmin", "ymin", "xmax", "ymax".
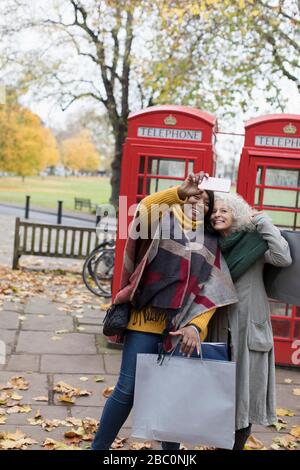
[
  {"xmin": 12, "ymin": 217, "xmax": 115, "ymax": 269},
  {"xmin": 74, "ymin": 197, "xmax": 96, "ymax": 212}
]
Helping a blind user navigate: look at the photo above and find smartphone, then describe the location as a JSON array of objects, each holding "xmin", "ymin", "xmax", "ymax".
[{"xmin": 198, "ymin": 177, "xmax": 231, "ymax": 193}]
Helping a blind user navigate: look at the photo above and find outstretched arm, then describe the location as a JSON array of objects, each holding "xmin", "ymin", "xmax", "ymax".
[
  {"xmin": 251, "ymin": 212, "xmax": 292, "ymax": 267},
  {"xmin": 138, "ymin": 171, "xmax": 207, "ymax": 231}
]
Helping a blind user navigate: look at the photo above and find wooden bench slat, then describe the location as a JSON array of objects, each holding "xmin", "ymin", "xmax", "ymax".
[
  {"xmin": 62, "ymin": 228, "xmax": 68, "ymax": 255},
  {"xmin": 78, "ymin": 230, "xmax": 84, "ymax": 256},
  {"xmin": 39, "ymin": 227, "xmax": 44, "ymax": 253},
  {"xmin": 70, "ymin": 229, "xmax": 76, "ymax": 256},
  {"xmin": 86, "ymin": 230, "xmax": 92, "ymax": 255},
  {"xmin": 12, "ymin": 218, "xmax": 115, "ymax": 269},
  {"xmin": 55, "ymin": 228, "xmax": 60, "ymax": 256},
  {"xmin": 23, "ymin": 225, "xmax": 28, "ymax": 251},
  {"xmin": 47, "ymin": 227, "xmax": 52, "ymax": 253},
  {"xmin": 31, "ymin": 226, "xmax": 36, "ymax": 254}
]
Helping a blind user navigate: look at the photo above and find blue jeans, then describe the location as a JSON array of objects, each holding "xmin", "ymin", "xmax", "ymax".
[{"xmin": 91, "ymin": 330, "xmax": 180, "ymax": 450}]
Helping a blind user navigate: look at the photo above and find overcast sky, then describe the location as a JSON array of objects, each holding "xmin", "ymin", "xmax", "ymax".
[{"xmin": 2, "ymin": 0, "xmax": 300, "ymax": 164}]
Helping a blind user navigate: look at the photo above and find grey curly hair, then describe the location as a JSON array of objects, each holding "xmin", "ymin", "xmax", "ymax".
[{"xmin": 213, "ymin": 192, "xmax": 256, "ymax": 233}]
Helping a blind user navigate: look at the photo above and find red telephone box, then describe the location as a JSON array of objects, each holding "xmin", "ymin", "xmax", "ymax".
[
  {"xmin": 237, "ymin": 114, "xmax": 300, "ymax": 366},
  {"xmin": 112, "ymin": 105, "xmax": 217, "ymax": 300}
]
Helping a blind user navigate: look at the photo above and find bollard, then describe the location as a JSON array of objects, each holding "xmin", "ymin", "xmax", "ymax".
[
  {"xmin": 25, "ymin": 195, "xmax": 30, "ymax": 219},
  {"xmin": 57, "ymin": 200, "xmax": 63, "ymax": 224}
]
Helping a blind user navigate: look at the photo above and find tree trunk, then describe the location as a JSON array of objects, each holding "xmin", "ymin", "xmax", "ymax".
[{"xmin": 109, "ymin": 126, "xmax": 127, "ymax": 208}]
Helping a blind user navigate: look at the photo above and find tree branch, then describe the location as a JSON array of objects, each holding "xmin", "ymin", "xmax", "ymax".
[
  {"xmin": 60, "ymin": 91, "xmax": 106, "ymax": 111},
  {"xmin": 275, "ymin": 27, "xmax": 300, "ymax": 54},
  {"xmin": 67, "ymin": 0, "xmax": 119, "ymax": 125},
  {"xmin": 111, "ymin": 6, "xmax": 121, "ymax": 90},
  {"xmin": 257, "ymin": 0, "xmax": 300, "ymax": 27},
  {"xmin": 121, "ymin": 9, "xmax": 134, "ymax": 122}
]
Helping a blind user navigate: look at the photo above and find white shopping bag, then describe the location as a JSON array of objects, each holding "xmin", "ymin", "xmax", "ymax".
[{"xmin": 132, "ymin": 354, "xmax": 236, "ymax": 449}]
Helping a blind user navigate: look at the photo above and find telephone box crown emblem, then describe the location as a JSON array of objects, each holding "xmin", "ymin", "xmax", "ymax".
[
  {"xmin": 164, "ymin": 114, "xmax": 177, "ymax": 126},
  {"xmin": 283, "ymin": 123, "xmax": 297, "ymax": 134}
]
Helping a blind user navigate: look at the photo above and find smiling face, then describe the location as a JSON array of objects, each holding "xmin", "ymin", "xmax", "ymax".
[
  {"xmin": 210, "ymin": 200, "xmax": 234, "ymax": 236},
  {"xmin": 187, "ymin": 190, "xmax": 210, "ymax": 216}
]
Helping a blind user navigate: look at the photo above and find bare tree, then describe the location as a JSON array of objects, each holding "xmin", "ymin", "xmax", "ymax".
[{"xmin": 44, "ymin": 0, "xmax": 136, "ymax": 206}]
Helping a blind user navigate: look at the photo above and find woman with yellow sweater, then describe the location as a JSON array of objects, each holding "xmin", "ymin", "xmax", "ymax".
[
  {"xmin": 92, "ymin": 172, "xmax": 237, "ymax": 451},
  {"xmin": 127, "ymin": 178, "xmax": 216, "ymax": 344}
]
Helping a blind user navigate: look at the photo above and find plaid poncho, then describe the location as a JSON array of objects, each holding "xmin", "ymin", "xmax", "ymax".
[{"xmin": 114, "ymin": 205, "xmax": 238, "ymax": 336}]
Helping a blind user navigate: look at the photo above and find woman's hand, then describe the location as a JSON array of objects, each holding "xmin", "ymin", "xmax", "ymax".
[
  {"xmin": 169, "ymin": 326, "xmax": 201, "ymax": 357},
  {"xmin": 251, "ymin": 209, "xmax": 265, "ymax": 221},
  {"xmin": 178, "ymin": 172, "xmax": 209, "ymax": 200}
]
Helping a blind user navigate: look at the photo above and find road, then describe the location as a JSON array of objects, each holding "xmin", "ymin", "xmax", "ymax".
[{"xmin": 0, "ymin": 203, "xmax": 95, "ymax": 227}]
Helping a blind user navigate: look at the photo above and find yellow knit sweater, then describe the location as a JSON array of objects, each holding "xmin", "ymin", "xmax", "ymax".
[{"xmin": 126, "ymin": 186, "xmax": 216, "ymax": 341}]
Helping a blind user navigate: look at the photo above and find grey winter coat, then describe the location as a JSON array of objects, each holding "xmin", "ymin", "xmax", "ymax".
[{"xmin": 207, "ymin": 213, "xmax": 292, "ymax": 430}]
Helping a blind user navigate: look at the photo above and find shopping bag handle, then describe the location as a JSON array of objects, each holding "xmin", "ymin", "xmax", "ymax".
[
  {"xmin": 158, "ymin": 327, "xmax": 203, "ymax": 366},
  {"xmin": 188, "ymin": 324, "xmax": 203, "ymax": 360}
]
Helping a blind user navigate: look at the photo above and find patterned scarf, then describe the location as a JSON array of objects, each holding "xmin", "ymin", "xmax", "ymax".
[
  {"xmin": 133, "ymin": 211, "xmax": 217, "ymax": 316},
  {"xmin": 115, "ymin": 206, "xmax": 238, "ymax": 341}
]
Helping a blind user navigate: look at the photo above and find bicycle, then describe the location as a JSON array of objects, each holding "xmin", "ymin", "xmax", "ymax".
[{"xmin": 82, "ymin": 239, "xmax": 115, "ymax": 298}]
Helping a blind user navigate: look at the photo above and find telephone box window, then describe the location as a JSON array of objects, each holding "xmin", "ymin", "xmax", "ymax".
[
  {"xmin": 147, "ymin": 158, "xmax": 186, "ymax": 177},
  {"xmin": 148, "ymin": 177, "xmax": 183, "ymax": 193},
  {"xmin": 269, "ymin": 302, "xmax": 292, "ymax": 317},
  {"xmin": 254, "ymin": 188, "xmax": 261, "ymax": 205},
  {"xmin": 253, "ymin": 166, "xmax": 299, "ymax": 227},
  {"xmin": 139, "ymin": 156, "xmax": 145, "ymax": 174},
  {"xmin": 137, "ymin": 176, "xmax": 144, "ymax": 195},
  {"xmin": 256, "ymin": 166, "xmax": 263, "ymax": 184},
  {"xmin": 265, "ymin": 168, "xmax": 299, "ymax": 187},
  {"xmin": 137, "ymin": 157, "xmax": 195, "ymax": 197},
  {"xmin": 263, "ymin": 210, "xmax": 298, "ymax": 229},
  {"xmin": 188, "ymin": 161, "xmax": 194, "ymax": 174},
  {"xmin": 294, "ymin": 322, "xmax": 300, "ymax": 339},
  {"xmin": 263, "ymin": 189, "xmax": 298, "ymax": 208},
  {"xmin": 272, "ymin": 318, "xmax": 291, "ymax": 338}
]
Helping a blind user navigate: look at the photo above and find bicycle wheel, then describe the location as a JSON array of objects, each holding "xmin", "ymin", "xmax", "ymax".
[
  {"xmin": 82, "ymin": 240, "xmax": 115, "ymax": 297},
  {"xmin": 86, "ymin": 239, "xmax": 115, "ymax": 278},
  {"xmin": 82, "ymin": 251, "xmax": 105, "ymax": 297},
  {"xmin": 94, "ymin": 248, "xmax": 115, "ymax": 297}
]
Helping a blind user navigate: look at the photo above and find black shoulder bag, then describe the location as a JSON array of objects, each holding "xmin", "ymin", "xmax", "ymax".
[{"xmin": 102, "ymin": 303, "xmax": 131, "ymax": 336}]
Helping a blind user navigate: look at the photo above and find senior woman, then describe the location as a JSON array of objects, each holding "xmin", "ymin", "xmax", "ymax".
[{"xmin": 209, "ymin": 192, "xmax": 292, "ymax": 450}]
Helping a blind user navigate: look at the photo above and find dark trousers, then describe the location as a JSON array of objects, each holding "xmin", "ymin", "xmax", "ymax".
[
  {"xmin": 217, "ymin": 424, "xmax": 252, "ymax": 451},
  {"xmin": 233, "ymin": 424, "xmax": 252, "ymax": 450}
]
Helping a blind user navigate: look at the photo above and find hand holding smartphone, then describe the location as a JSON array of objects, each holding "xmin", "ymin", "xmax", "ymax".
[{"xmin": 198, "ymin": 177, "xmax": 231, "ymax": 193}]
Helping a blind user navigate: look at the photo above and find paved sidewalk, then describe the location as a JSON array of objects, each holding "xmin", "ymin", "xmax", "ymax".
[
  {"xmin": 0, "ymin": 291, "xmax": 299, "ymax": 450},
  {"xmin": 0, "ymin": 292, "xmax": 133, "ymax": 450}
]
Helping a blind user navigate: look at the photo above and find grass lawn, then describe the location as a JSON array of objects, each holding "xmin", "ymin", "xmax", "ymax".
[
  {"xmin": 0, "ymin": 176, "xmax": 298, "ymax": 228},
  {"xmin": 0, "ymin": 176, "xmax": 111, "ymax": 211}
]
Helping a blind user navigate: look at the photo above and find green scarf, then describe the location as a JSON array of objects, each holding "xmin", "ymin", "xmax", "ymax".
[{"xmin": 218, "ymin": 231, "xmax": 268, "ymax": 281}]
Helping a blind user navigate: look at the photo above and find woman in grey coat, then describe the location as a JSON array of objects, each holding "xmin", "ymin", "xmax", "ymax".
[{"xmin": 209, "ymin": 192, "xmax": 292, "ymax": 450}]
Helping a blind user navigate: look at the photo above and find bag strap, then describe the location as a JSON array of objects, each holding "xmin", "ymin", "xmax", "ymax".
[
  {"xmin": 157, "ymin": 327, "xmax": 203, "ymax": 366},
  {"xmin": 188, "ymin": 325, "xmax": 203, "ymax": 360}
]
